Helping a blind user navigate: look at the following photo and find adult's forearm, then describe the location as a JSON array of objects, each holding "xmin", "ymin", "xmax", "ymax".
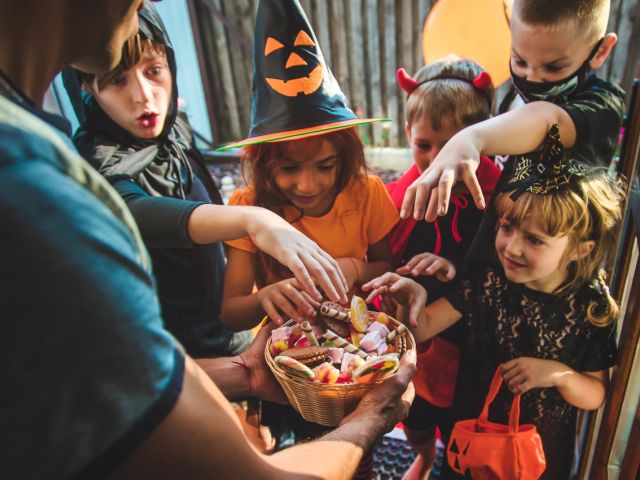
[
  {"xmin": 265, "ymin": 417, "xmax": 384, "ymax": 480},
  {"xmin": 194, "ymin": 355, "xmax": 251, "ymax": 400}
]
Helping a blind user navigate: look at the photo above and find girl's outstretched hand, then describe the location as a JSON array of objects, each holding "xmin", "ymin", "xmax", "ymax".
[
  {"xmin": 400, "ymin": 129, "xmax": 485, "ymax": 222},
  {"xmin": 502, "ymin": 357, "xmax": 569, "ymax": 395},
  {"xmin": 362, "ymin": 272, "xmax": 427, "ymax": 328},
  {"xmin": 248, "ymin": 220, "xmax": 348, "ymax": 305},
  {"xmin": 395, "ymin": 253, "xmax": 456, "ymax": 282},
  {"xmin": 256, "ymin": 277, "xmax": 320, "ymax": 325}
]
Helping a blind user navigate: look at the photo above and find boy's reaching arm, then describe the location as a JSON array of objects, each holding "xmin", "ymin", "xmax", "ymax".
[
  {"xmin": 400, "ymin": 101, "xmax": 576, "ymax": 222},
  {"xmin": 502, "ymin": 358, "xmax": 608, "ymax": 410}
]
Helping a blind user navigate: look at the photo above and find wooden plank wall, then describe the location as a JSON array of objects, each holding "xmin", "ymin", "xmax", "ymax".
[{"xmin": 190, "ymin": 0, "xmax": 640, "ymax": 148}]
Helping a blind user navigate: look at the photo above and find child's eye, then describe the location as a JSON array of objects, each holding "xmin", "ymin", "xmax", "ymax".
[
  {"xmin": 527, "ymin": 235, "xmax": 543, "ymax": 245},
  {"xmin": 280, "ymin": 165, "xmax": 299, "ymax": 173},
  {"xmin": 110, "ymin": 74, "xmax": 126, "ymax": 86},
  {"xmin": 317, "ymin": 163, "xmax": 336, "ymax": 172},
  {"xmin": 147, "ymin": 65, "xmax": 164, "ymax": 77},
  {"xmin": 514, "ymin": 59, "xmax": 527, "ymax": 68},
  {"xmin": 544, "ymin": 65, "xmax": 564, "ymax": 73},
  {"xmin": 499, "ymin": 223, "xmax": 513, "ymax": 233},
  {"xmin": 416, "ymin": 143, "xmax": 431, "ymax": 151}
]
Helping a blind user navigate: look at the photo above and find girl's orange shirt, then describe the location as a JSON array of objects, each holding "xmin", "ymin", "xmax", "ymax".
[{"xmin": 225, "ymin": 175, "xmax": 399, "ymax": 262}]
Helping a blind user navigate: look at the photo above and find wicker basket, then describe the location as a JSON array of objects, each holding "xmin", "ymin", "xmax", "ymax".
[{"xmin": 265, "ymin": 316, "xmax": 415, "ymax": 427}]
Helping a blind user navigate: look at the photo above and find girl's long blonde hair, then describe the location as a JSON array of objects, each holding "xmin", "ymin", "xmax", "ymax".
[{"xmin": 494, "ymin": 168, "xmax": 625, "ymax": 326}]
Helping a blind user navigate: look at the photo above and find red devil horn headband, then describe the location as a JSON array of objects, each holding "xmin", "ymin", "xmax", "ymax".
[
  {"xmin": 396, "ymin": 67, "xmax": 493, "ymax": 95},
  {"xmin": 472, "ymin": 71, "xmax": 492, "ymax": 91},
  {"xmin": 397, "ymin": 68, "xmax": 419, "ymax": 94}
]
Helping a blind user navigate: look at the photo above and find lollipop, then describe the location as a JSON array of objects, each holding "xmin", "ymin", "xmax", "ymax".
[{"xmin": 350, "ymin": 295, "xmax": 370, "ymax": 333}]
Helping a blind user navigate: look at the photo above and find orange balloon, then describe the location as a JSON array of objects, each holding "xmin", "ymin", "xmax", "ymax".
[{"xmin": 423, "ymin": 0, "xmax": 513, "ymax": 86}]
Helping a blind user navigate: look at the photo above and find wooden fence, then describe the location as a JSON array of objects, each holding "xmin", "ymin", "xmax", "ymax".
[{"xmin": 188, "ymin": 0, "xmax": 640, "ymax": 148}]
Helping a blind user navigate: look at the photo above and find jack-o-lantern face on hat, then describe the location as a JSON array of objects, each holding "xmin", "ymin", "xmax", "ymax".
[{"xmin": 264, "ymin": 29, "xmax": 324, "ymax": 97}]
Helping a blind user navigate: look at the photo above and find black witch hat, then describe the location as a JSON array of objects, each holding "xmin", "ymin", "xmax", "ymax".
[
  {"xmin": 218, "ymin": 0, "xmax": 388, "ymax": 150},
  {"xmin": 501, "ymin": 123, "xmax": 588, "ymax": 199}
]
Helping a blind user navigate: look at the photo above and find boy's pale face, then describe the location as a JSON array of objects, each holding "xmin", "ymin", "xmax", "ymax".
[
  {"xmin": 92, "ymin": 49, "xmax": 172, "ymax": 139},
  {"xmin": 510, "ymin": 14, "xmax": 600, "ymax": 83},
  {"xmin": 406, "ymin": 117, "xmax": 461, "ymax": 174}
]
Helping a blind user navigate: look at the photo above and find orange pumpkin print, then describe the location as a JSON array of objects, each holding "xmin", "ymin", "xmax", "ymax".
[{"xmin": 264, "ymin": 30, "xmax": 324, "ymax": 97}]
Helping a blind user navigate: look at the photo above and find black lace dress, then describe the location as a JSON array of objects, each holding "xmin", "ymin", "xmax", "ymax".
[{"xmin": 439, "ymin": 268, "xmax": 617, "ymax": 479}]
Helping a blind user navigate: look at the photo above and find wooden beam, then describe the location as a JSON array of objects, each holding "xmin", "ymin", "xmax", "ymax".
[
  {"xmin": 589, "ymin": 244, "xmax": 640, "ymax": 479},
  {"xmin": 619, "ymin": 405, "xmax": 640, "ymax": 480}
]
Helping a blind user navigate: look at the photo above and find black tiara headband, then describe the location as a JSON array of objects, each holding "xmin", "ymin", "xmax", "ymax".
[{"xmin": 501, "ymin": 123, "xmax": 588, "ymax": 199}]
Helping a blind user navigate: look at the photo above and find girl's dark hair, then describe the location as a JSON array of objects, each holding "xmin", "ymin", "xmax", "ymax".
[
  {"xmin": 494, "ymin": 168, "xmax": 625, "ymax": 326},
  {"xmin": 240, "ymin": 127, "xmax": 367, "ymax": 284}
]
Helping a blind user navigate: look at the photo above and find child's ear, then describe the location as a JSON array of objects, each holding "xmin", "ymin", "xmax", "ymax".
[
  {"xmin": 590, "ymin": 33, "xmax": 617, "ymax": 69},
  {"xmin": 570, "ymin": 240, "xmax": 596, "ymax": 261},
  {"xmin": 405, "ymin": 122, "xmax": 412, "ymax": 144}
]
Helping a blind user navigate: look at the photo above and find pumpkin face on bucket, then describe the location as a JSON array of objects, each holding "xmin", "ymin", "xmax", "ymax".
[{"xmin": 264, "ymin": 29, "xmax": 324, "ymax": 97}]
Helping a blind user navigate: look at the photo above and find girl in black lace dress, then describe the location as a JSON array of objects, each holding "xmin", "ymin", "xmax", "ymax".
[{"xmin": 364, "ymin": 125, "xmax": 625, "ymax": 479}]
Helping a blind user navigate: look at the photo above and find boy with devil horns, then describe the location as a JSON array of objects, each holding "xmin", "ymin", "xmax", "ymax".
[{"xmin": 388, "ymin": 56, "xmax": 501, "ymax": 480}]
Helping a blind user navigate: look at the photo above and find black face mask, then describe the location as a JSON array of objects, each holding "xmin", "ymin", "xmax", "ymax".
[{"xmin": 510, "ymin": 38, "xmax": 604, "ymax": 103}]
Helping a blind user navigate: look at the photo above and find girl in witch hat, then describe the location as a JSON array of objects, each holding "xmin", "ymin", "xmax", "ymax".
[
  {"xmin": 364, "ymin": 124, "xmax": 624, "ymax": 479},
  {"xmin": 389, "ymin": 56, "xmax": 501, "ymax": 480},
  {"xmin": 220, "ymin": 0, "xmax": 398, "ymax": 330}
]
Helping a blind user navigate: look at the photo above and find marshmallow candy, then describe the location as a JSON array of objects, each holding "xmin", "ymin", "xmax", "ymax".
[{"xmin": 313, "ymin": 362, "xmax": 340, "ymax": 384}]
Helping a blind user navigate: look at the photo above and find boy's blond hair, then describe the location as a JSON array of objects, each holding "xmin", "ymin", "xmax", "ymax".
[
  {"xmin": 512, "ymin": 0, "xmax": 610, "ymax": 42},
  {"xmin": 405, "ymin": 55, "xmax": 494, "ymax": 131}
]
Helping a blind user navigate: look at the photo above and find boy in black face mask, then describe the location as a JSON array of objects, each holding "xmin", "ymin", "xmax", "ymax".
[{"xmin": 399, "ymin": 0, "xmax": 623, "ymax": 228}]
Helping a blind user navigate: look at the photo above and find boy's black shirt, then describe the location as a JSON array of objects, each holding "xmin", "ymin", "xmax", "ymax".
[
  {"xmin": 556, "ymin": 74, "xmax": 625, "ymax": 166},
  {"xmin": 499, "ymin": 73, "xmax": 625, "ymax": 167}
]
